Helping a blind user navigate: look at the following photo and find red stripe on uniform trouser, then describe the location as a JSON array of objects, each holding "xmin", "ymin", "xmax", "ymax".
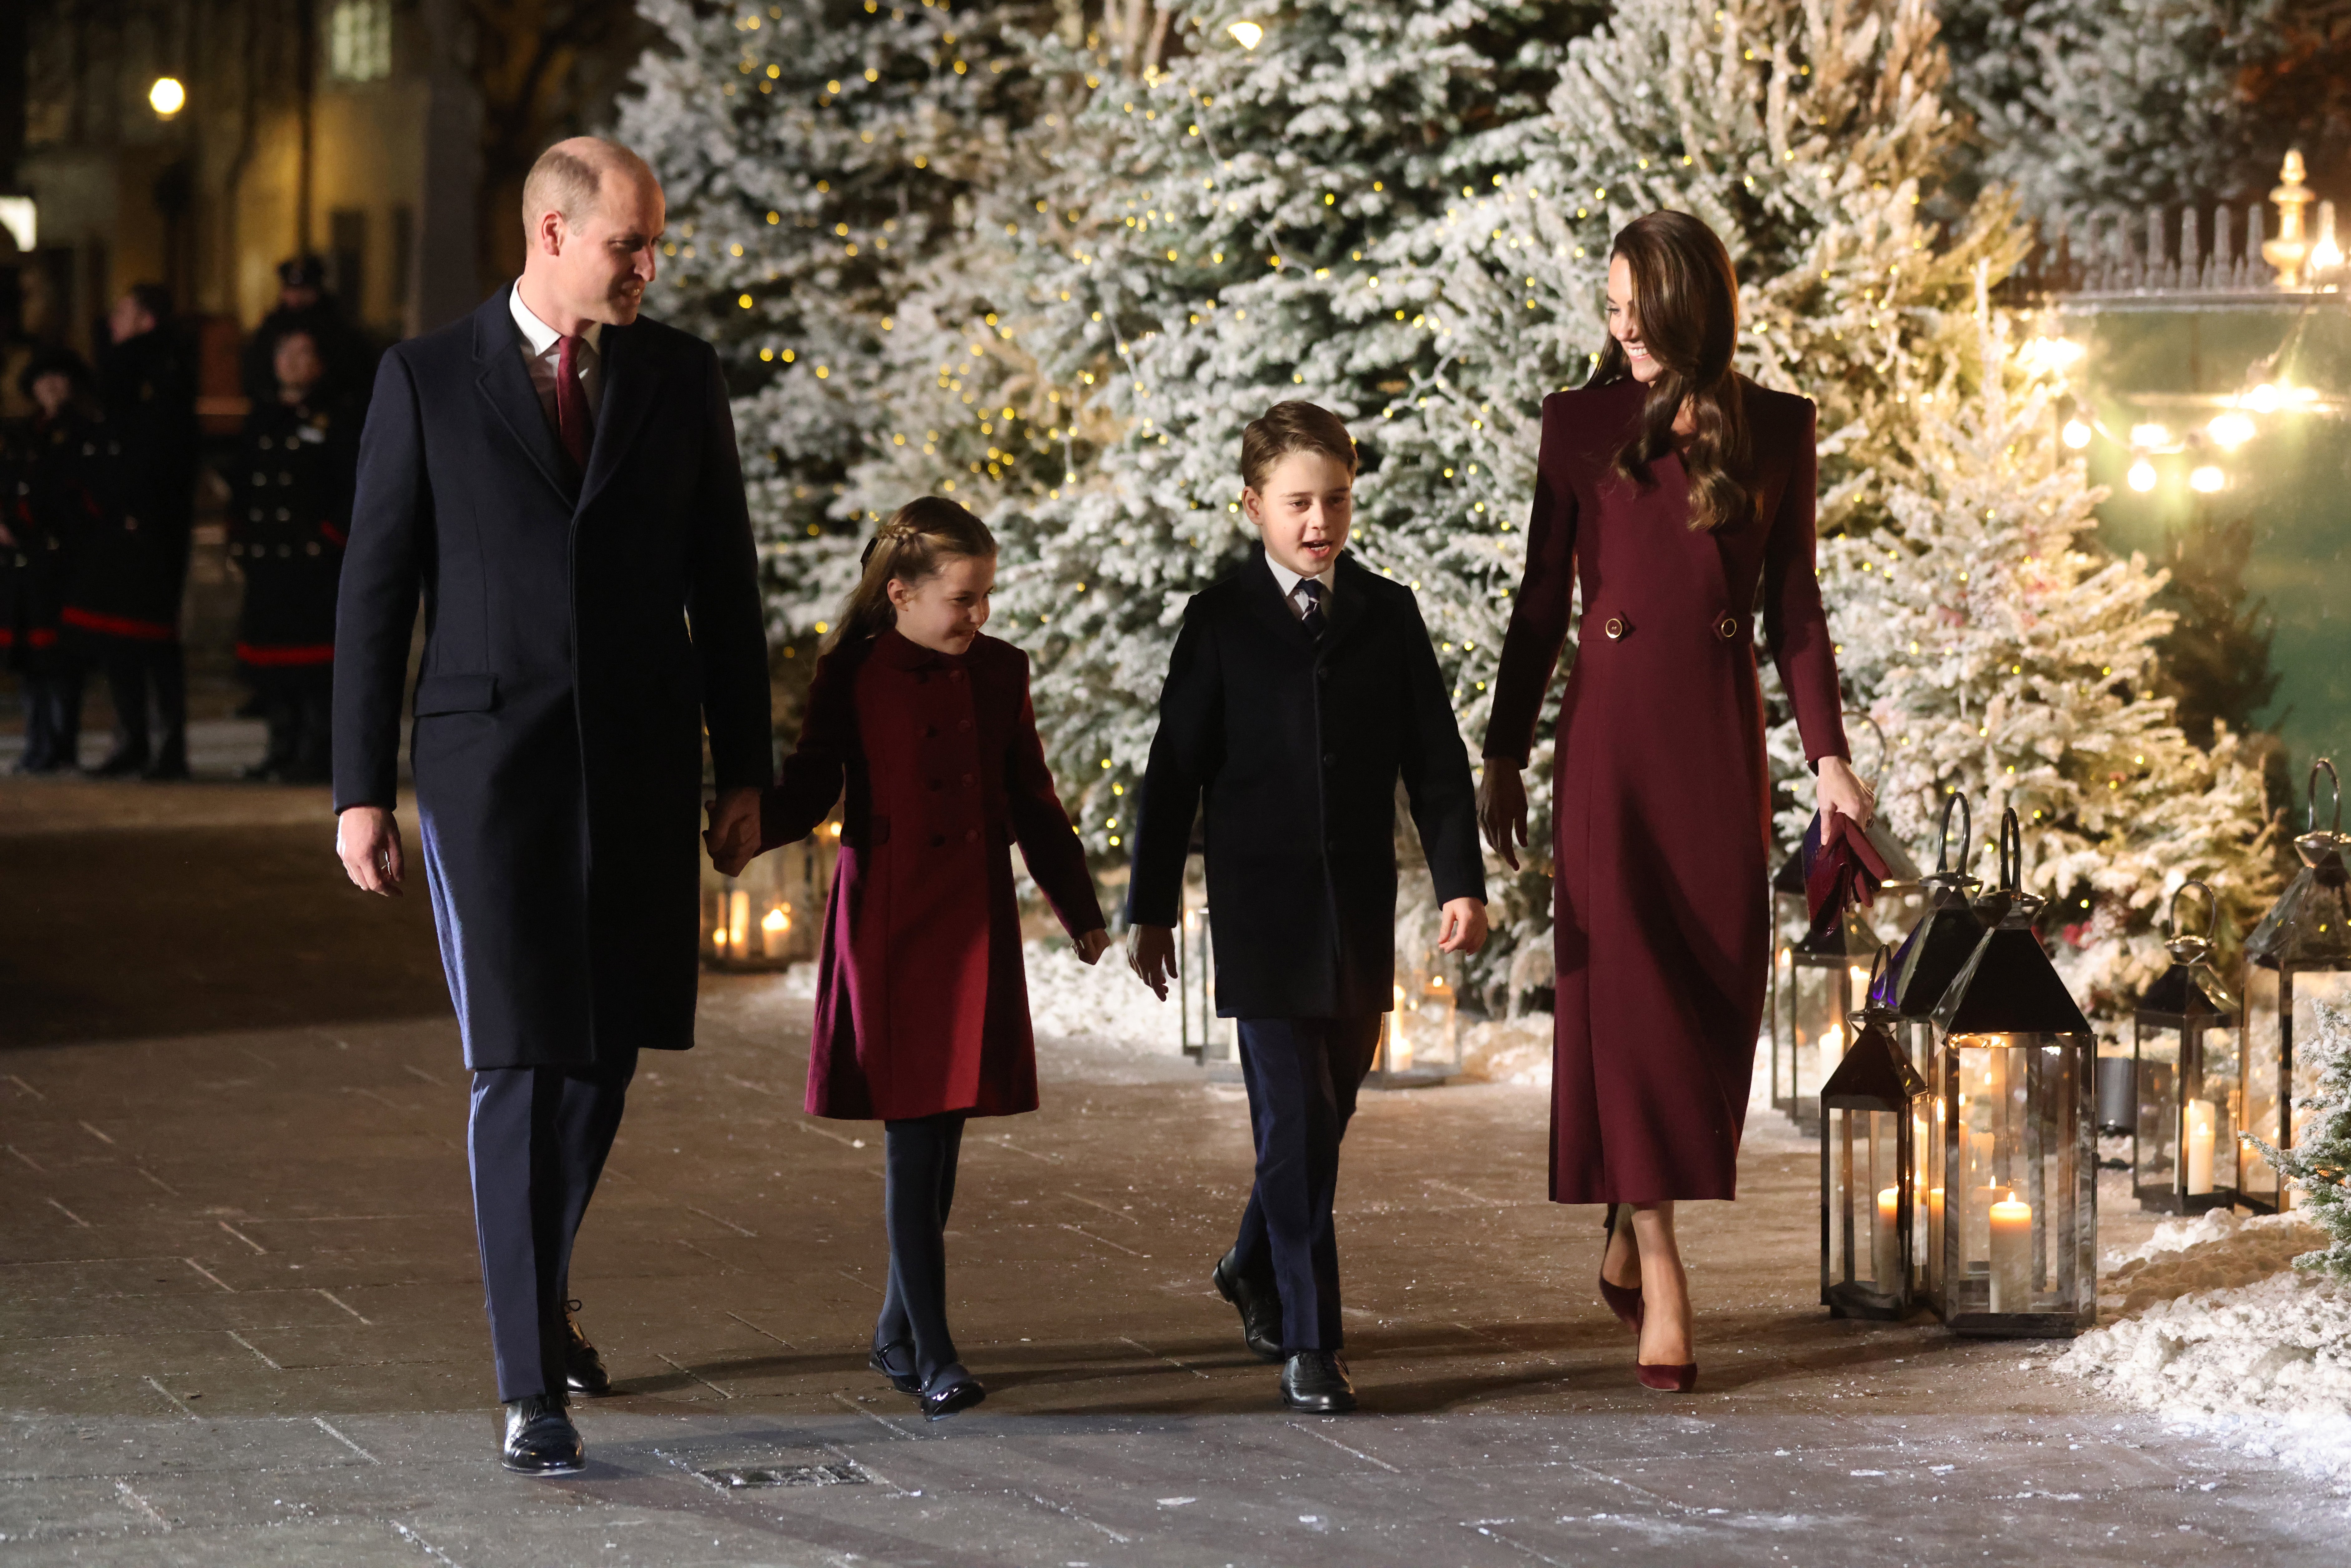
[
  {"xmin": 237, "ymin": 642, "xmax": 335, "ymax": 667},
  {"xmin": 0, "ymin": 630, "xmax": 55, "ymax": 649},
  {"xmin": 320, "ymin": 524, "xmax": 347, "ymax": 546},
  {"xmin": 61, "ymin": 606, "xmax": 176, "ymax": 641}
]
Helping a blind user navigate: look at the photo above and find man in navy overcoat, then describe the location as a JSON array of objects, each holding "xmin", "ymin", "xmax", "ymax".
[{"xmin": 332, "ymin": 138, "xmax": 772, "ymax": 1473}]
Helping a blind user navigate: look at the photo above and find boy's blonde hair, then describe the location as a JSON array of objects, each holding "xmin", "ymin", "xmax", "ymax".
[{"xmin": 1241, "ymin": 401, "xmax": 1358, "ymax": 492}]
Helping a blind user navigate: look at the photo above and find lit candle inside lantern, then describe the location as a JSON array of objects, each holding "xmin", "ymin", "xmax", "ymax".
[
  {"xmin": 1873, "ymin": 1186, "xmax": 1901, "ymax": 1291},
  {"xmin": 761, "ymin": 904, "xmax": 790, "ymax": 959},
  {"xmin": 1987, "ymin": 1192, "xmax": 2032, "ymax": 1313},
  {"xmin": 728, "ymin": 890, "xmax": 751, "ymax": 956},
  {"xmin": 1388, "ymin": 986, "xmax": 1412, "ymax": 1070},
  {"xmin": 2184, "ymin": 1098, "xmax": 2217, "ymax": 1195}
]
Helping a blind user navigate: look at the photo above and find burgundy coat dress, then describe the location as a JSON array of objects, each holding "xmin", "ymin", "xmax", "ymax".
[
  {"xmin": 1483, "ymin": 377, "xmax": 1849, "ymax": 1203},
  {"xmin": 761, "ymin": 628, "xmax": 1105, "ymax": 1121}
]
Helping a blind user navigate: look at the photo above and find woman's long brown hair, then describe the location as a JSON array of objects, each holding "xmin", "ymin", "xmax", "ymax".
[
  {"xmin": 1590, "ymin": 210, "xmax": 1752, "ymax": 532},
  {"xmin": 822, "ymin": 496, "xmax": 997, "ymax": 654}
]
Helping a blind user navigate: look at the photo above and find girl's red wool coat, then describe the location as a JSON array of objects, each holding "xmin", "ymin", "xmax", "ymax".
[{"xmin": 759, "ymin": 628, "xmax": 1105, "ymax": 1120}]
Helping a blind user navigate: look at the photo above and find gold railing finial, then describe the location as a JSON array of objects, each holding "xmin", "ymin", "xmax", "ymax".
[{"xmin": 2266, "ymin": 149, "xmax": 2317, "ymax": 289}]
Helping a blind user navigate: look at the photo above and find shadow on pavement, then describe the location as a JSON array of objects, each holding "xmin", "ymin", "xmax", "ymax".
[{"xmin": 0, "ymin": 821, "xmax": 449, "ymax": 1046}]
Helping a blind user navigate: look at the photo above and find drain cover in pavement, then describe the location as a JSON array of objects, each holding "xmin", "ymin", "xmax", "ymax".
[{"xmin": 700, "ymin": 1463, "xmax": 865, "ymax": 1489}]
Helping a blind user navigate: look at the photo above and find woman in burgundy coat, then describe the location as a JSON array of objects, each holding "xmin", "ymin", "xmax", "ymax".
[
  {"xmin": 1478, "ymin": 213, "xmax": 1873, "ymax": 1390},
  {"xmin": 730, "ymin": 497, "xmax": 1109, "ymax": 1419}
]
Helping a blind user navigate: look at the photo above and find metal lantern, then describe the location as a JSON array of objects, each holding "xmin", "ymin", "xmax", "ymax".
[
  {"xmin": 1769, "ymin": 716, "xmax": 1924, "ymax": 1122},
  {"xmin": 1372, "ymin": 945, "xmax": 1463, "ymax": 1088},
  {"xmin": 702, "ymin": 815, "xmax": 838, "ymax": 972},
  {"xmin": 1779, "ymin": 899, "xmax": 1884, "ymax": 1134},
  {"xmin": 1821, "ymin": 948, "xmax": 1932, "ymax": 1320},
  {"xmin": 1885, "ymin": 794, "xmax": 1987, "ymax": 1075},
  {"xmin": 2132, "ymin": 882, "xmax": 2244, "ymax": 1213},
  {"xmin": 2240, "ymin": 759, "xmax": 2351, "ymax": 1213},
  {"xmin": 1925, "ymin": 810, "xmax": 2098, "ymax": 1337}
]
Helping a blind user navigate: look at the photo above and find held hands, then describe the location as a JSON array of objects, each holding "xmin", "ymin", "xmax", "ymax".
[
  {"xmin": 1816, "ymin": 755, "xmax": 1875, "ymax": 831},
  {"xmin": 1127, "ymin": 923, "xmax": 1178, "ymax": 1000},
  {"xmin": 1438, "ymin": 897, "xmax": 1490, "ymax": 955},
  {"xmin": 1477, "ymin": 758, "xmax": 1529, "ymax": 871},
  {"xmin": 703, "ymin": 787, "xmax": 764, "ymax": 877},
  {"xmin": 1073, "ymin": 927, "xmax": 1114, "ymax": 966},
  {"xmin": 336, "ymin": 806, "xmax": 405, "ymax": 896}
]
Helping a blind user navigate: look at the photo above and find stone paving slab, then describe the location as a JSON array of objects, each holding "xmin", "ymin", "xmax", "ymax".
[{"xmin": 0, "ymin": 810, "xmax": 2329, "ymax": 1564}]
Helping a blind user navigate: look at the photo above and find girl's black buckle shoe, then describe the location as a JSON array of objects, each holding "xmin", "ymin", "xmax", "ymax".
[
  {"xmin": 919, "ymin": 1363, "xmax": 987, "ymax": 1421},
  {"xmin": 869, "ymin": 1341, "xmax": 922, "ymax": 1395}
]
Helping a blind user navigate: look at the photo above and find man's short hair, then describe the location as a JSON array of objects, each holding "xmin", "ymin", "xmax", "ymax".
[
  {"xmin": 519, "ymin": 138, "xmax": 658, "ymax": 238},
  {"xmin": 1241, "ymin": 401, "xmax": 1358, "ymax": 492}
]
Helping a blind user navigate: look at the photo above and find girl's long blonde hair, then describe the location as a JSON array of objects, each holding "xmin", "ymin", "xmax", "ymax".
[{"xmin": 821, "ymin": 496, "xmax": 997, "ymax": 654}]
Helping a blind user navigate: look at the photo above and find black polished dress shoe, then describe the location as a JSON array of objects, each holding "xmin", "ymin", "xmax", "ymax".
[
  {"xmin": 561, "ymin": 1301, "xmax": 611, "ymax": 1397},
  {"xmin": 919, "ymin": 1363, "xmax": 987, "ymax": 1422},
  {"xmin": 869, "ymin": 1340, "xmax": 922, "ymax": 1395},
  {"xmin": 1213, "ymin": 1247, "xmax": 1286, "ymax": 1364},
  {"xmin": 501, "ymin": 1393, "xmax": 585, "ymax": 1474},
  {"xmin": 1280, "ymin": 1351, "xmax": 1358, "ymax": 1414}
]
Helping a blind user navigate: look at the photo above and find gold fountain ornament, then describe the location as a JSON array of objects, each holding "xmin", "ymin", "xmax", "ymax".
[{"xmin": 2264, "ymin": 150, "xmax": 2316, "ymax": 289}]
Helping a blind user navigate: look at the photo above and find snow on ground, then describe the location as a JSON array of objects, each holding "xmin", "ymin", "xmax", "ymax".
[
  {"xmin": 2059, "ymin": 1208, "xmax": 2351, "ymax": 1478},
  {"xmin": 1022, "ymin": 938, "xmax": 1189, "ymax": 1058}
]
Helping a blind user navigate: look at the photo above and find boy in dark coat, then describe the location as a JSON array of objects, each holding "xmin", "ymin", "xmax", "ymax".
[{"xmin": 1126, "ymin": 402, "xmax": 1488, "ymax": 1413}]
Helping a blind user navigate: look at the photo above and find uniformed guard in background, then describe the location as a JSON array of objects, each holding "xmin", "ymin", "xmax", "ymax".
[
  {"xmin": 241, "ymin": 255, "xmax": 375, "ymax": 412},
  {"xmin": 2, "ymin": 349, "xmax": 97, "ymax": 773},
  {"xmin": 62, "ymin": 284, "xmax": 201, "ymax": 780},
  {"xmin": 229, "ymin": 328, "xmax": 354, "ymax": 783}
]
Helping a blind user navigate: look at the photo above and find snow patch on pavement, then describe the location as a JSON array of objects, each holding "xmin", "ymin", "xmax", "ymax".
[{"xmin": 2060, "ymin": 1208, "xmax": 2351, "ymax": 1477}]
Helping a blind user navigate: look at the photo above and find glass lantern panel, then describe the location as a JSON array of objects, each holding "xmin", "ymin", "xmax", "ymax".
[
  {"xmin": 2242, "ymin": 967, "xmax": 2283, "ymax": 1206},
  {"xmin": 1941, "ymin": 1035, "xmax": 2088, "ymax": 1324},
  {"xmin": 2293, "ymin": 971, "xmax": 2351, "ymax": 1145},
  {"xmin": 2133, "ymin": 1021, "xmax": 2178, "ymax": 1198},
  {"xmin": 2190, "ymin": 1023, "xmax": 2239, "ymax": 1198},
  {"xmin": 1910, "ymin": 1095, "xmax": 1933, "ymax": 1295},
  {"xmin": 1827, "ymin": 1106, "xmax": 1908, "ymax": 1301},
  {"xmin": 1925, "ymin": 1060, "xmax": 1950, "ymax": 1313}
]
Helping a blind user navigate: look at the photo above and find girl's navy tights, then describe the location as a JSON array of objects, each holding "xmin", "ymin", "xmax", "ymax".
[{"xmin": 876, "ymin": 1111, "xmax": 967, "ymax": 1384}]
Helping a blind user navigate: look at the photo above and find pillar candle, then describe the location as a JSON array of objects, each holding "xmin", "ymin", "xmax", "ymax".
[
  {"xmin": 1873, "ymin": 1187, "xmax": 1902, "ymax": 1291},
  {"xmin": 2184, "ymin": 1099, "xmax": 2217, "ymax": 1195},
  {"xmin": 1389, "ymin": 988, "xmax": 1412, "ymax": 1070},
  {"xmin": 727, "ymin": 889, "xmax": 750, "ymax": 956},
  {"xmin": 761, "ymin": 905, "xmax": 789, "ymax": 959},
  {"xmin": 1987, "ymin": 1193, "xmax": 2033, "ymax": 1313}
]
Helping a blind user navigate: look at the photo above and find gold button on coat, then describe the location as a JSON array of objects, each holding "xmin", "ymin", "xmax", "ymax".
[{"xmin": 1603, "ymin": 616, "xmax": 1625, "ymax": 640}]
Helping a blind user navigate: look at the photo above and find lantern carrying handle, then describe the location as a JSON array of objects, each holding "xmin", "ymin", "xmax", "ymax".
[
  {"xmin": 1868, "ymin": 942, "xmax": 1893, "ymax": 999},
  {"xmin": 1933, "ymin": 791, "xmax": 1971, "ymax": 875},
  {"xmin": 2167, "ymin": 880, "xmax": 2217, "ymax": 944},
  {"xmin": 1996, "ymin": 807, "xmax": 2023, "ymax": 894},
  {"xmin": 2311, "ymin": 758, "xmax": 2342, "ymax": 835},
  {"xmin": 1841, "ymin": 708, "xmax": 1890, "ymax": 786}
]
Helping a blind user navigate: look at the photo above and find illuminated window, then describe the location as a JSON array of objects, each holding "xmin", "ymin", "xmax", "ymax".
[{"xmin": 328, "ymin": 0, "xmax": 393, "ymax": 83}]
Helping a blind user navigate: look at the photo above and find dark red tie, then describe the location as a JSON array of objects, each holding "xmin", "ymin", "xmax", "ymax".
[{"xmin": 555, "ymin": 334, "xmax": 592, "ymax": 469}]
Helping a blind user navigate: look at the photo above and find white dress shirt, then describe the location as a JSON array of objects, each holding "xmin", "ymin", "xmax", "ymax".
[
  {"xmin": 509, "ymin": 284, "xmax": 604, "ymax": 429},
  {"xmin": 1266, "ymin": 556, "xmax": 1336, "ymax": 620}
]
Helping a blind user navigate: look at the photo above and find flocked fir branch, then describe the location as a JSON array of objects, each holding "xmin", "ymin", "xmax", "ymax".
[{"xmin": 2250, "ymin": 1001, "xmax": 2351, "ymax": 1278}]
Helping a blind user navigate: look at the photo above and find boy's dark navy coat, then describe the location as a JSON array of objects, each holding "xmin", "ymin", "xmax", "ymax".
[
  {"xmin": 1126, "ymin": 549, "xmax": 1485, "ymax": 1018},
  {"xmin": 332, "ymin": 289, "xmax": 773, "ymax": 1070}
]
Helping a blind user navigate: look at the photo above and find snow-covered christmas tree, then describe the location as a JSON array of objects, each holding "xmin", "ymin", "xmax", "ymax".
[
  {"xmin": 1822, "ymin": 275, "xmax": 2277, "ymax": 1009},
  {"xmin": 1940, "ymin": 0, "xmax": 2280, "ymax": 220},
  {"xmin": 618, "ymin": 0, "xmax": 1081, "ymax": 631}
]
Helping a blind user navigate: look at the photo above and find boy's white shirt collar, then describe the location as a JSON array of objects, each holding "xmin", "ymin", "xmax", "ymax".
[{"xmin": 1264, "ymin": 553, "xmax": 1335, "ymax": 606}]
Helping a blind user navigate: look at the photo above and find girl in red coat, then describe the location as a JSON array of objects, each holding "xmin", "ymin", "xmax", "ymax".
[
  {"xmin": 724, "ymin": 497, "xmax": 1110, "ymax": 1420},
  {"xmin": 1478, "ymin": 213, "xmax": 1872, "ymax": 1391}
]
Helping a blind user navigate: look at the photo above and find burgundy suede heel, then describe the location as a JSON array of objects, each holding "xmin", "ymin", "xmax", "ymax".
[
  {"xmin": 1635, "ymin": 1361, "xmax": 1699, "ymax": 1393},
  {"xmin": 1597, "ymin": 1204, "xmax": 1645, "ymax": 1335}
]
